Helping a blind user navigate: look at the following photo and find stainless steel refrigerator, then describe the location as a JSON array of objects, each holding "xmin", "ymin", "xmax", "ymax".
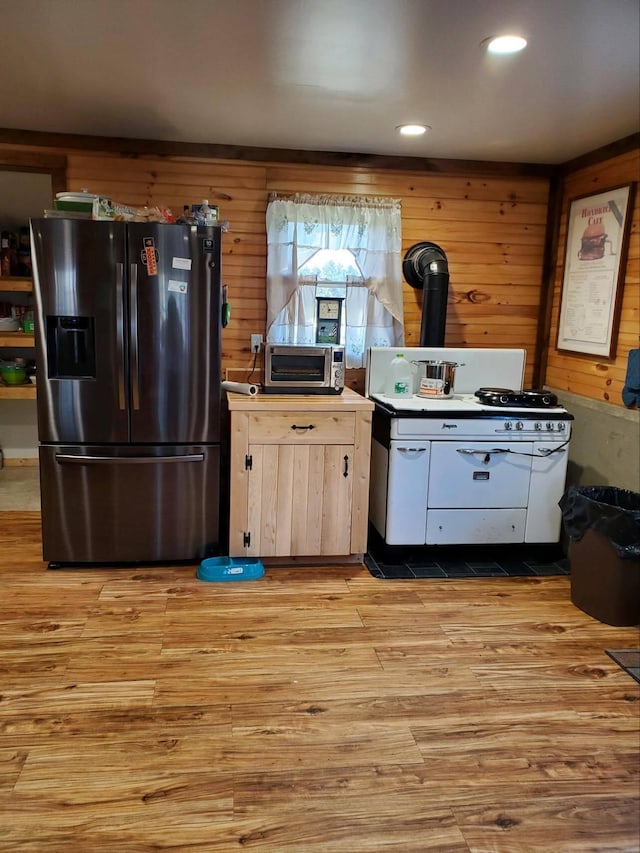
[{"xmin": 30, "ymin": 218, "xmax": 223, "ymax": 566}]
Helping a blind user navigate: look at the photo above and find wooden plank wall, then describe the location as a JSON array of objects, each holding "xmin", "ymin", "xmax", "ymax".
[
  {"xmin": 547, "ymin": 148, "xmax": 639, "ymax": 406},
  {"xmin": 61, "ymin": 150, "xmax": 550, "ymax": 389}
]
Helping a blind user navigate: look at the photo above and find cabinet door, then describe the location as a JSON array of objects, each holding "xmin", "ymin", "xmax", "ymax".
[{"xmin": 246, "ymin": 443, "xmax": 353, "ymax": 556}]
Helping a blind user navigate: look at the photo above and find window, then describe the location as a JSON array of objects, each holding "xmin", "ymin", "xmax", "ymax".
[{"xmin": 266, "ymin": 194, "xmax": 404, "ymax": 368}]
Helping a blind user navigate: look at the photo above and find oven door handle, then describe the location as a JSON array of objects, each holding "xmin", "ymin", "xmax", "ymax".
[
  {"xmin": 457, "ymin": 448, "xmax": 510, "ymax": 456},
  {"xmin": 457, "ymin": 445, "xmax": 569, "ymax": 462},
  {"xmin": 457, "ymin": 448, "xmax": 510, "ymax": 455},
  {"xmin": 457, "ymin": 447, "xmax": 511, "ymax": 465}
]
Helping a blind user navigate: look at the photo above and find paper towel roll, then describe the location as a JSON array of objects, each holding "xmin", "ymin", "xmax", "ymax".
[{"xmin": 222, "ymin": 380, "xmax": 259, "ymax": 396}]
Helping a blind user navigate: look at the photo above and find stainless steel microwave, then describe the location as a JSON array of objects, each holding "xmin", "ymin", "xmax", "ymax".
[{"xmin": 263, "ymin": 344, "xmax": 345, "ymax": 394}]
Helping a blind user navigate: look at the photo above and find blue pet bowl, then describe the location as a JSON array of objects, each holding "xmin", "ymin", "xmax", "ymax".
[{"xmin": 197, "ymin": 556, "xmax": 265, "ymax": 582}]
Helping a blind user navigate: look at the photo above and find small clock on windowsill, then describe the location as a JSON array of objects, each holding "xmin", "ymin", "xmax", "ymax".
[{"xmin": 315, "ymin": 297, "xmax": 344, "ymax": 345}]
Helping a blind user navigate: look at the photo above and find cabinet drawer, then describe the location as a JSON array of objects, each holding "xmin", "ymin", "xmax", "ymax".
[{"xmin": 247, "ymin": 412, "xmax": 355, "ymax": 444}]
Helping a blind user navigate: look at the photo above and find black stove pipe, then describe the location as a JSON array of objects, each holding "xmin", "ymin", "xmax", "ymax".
[{"xmin": 402, "ymin": 242, "xmax": 449, "ymax": 347}]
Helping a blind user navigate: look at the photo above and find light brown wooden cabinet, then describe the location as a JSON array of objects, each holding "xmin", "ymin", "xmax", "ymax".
[{"xmin": 227, "ymin": 388, "xmax": 374, "ymax": 558}]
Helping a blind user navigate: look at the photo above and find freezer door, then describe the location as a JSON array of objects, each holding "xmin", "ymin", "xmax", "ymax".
[
  {"xmin": 30, "ymin": 219, "xmax": 129, "ymax": 443},
  {"xmin": 126, "ymin": 224, "xmax": 222, "ymax": 444},
  {"xmin": 39, "ymin": 445, "xmax": 221, "ymax": 564}
]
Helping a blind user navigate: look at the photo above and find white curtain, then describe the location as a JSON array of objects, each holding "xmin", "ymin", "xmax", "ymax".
[{"xmin": 266, "ymin": 193, "xmax": 404, "ymax": 368}]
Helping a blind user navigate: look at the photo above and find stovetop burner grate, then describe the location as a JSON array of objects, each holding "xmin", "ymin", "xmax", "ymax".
[{"xmin": 474, "ymin": 388, "xmax": 560, "ymax": 408}]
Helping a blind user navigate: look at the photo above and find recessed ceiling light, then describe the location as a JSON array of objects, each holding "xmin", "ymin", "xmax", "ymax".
[
  {"xmin": 484, "ymin": 35, "xmax": 527, "ymax": 54},
  {"xmin": 396, "ymin": 124, "xmax": 430, "ymax": 136}
]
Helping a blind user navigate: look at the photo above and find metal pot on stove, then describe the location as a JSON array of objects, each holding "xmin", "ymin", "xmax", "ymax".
[{"xmin": 412, "ymin": 359, "xmax": 458, "ymax": 398}]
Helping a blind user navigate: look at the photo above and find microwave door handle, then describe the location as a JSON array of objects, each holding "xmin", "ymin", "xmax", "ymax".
[
  {"xmin": 130, "ymin": 263, "xmax": 140, "ymax": 411},
  {"xmin": 116, "ymin": 262, "xmax": 125, "ymax": 410}
]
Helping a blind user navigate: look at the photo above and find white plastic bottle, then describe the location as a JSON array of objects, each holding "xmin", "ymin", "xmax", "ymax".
[
  {"xmin": 384, "ymin": 353, "xmax": 414, "ymax": 398},
  {"xmin": 197, "ymin": 199, "xmax": 217, "ymax": 225}
]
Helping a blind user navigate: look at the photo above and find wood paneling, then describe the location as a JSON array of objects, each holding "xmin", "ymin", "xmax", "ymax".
[
  {"xmin": 1, "ymin": 512, "xmax": 638, "ymax": 850},
  {"xmin": 546, "ymin": 147, "xmax": 639, "ymax": 406},
  {"xmin": 6, "ymin": 132, "xmax": 636, "ymax": 402},
  {"xmin": 60, "ymin": 150, "xmax": 554, "ymax": 388}
]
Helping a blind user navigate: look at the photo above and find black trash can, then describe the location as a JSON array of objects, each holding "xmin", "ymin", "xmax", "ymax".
[{"xmin": 559, "ymin": 486, "xmax": 640, "ymax": 627}]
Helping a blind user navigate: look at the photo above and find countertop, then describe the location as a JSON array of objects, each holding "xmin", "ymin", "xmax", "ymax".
[{"xmin": 225, "ymin": 386, "xmax": 374, "ymax": 413}]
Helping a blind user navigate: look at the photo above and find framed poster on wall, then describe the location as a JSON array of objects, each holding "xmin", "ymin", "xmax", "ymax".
[{"xmin": 557, "ymin": 183, "xmax": 635, "ymax": 358}]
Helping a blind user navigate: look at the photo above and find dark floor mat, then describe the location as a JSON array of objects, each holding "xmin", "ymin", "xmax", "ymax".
[
  {"xmin": 605, "ymin": 650, "xmax": 640, "ymax": 684},
  {"xmin": 365, "ymin": 530, "xmax": 569, "ymax": 580}
]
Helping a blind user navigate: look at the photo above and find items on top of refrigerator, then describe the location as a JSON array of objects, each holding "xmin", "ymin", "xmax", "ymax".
[
  {"xmin": 176, "ymin": 202, "xmax": 229, "ymax": 231},
  {"xmin": 175, "ymin": 200, "xmax": 219, "ymax": 225},
  {"xmin": 52, "ymin": 191, "xmax": 175, "ymax": 223},
  {"xmin": 194, "ymin": 200, "xmax": 219, "ymax": 225},
  {"xmin": 94, "ymin": 198, "xmax": 175, "ymax": 223},
  {"xmin": 53, "ymin": 190, "xmax": 97, "ymax": 213},
  {"xmin": 46, "ymin": 190, "xmax": 230, "ymax": 229}
]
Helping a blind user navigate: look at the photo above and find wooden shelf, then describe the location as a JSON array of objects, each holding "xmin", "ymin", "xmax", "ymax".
[
  {"xmin": 0, "ymin": 332, "xmax": 35, "ymax": 347},
  {"xmin": 0, "ymin": 279, "xmax": 37, "ymax": 404},
  {"xmin": 0, "ymin": 383, "xmax": 36, "ymax": 399},
  {"xmin": 0, "ymin": 276, "xmax": 32, "ymax": 292}
]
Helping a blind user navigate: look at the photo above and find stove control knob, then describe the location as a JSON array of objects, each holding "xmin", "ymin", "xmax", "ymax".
[
  {"xmin": 557, "ymin": 422, "xmax": 566, "ymax": 431},
  {"xmin": 515, "ymin": 421, "xmax": 524, "ymax": 430},
  {"xmin": 534, "ymin": 422, "xmax": 542, "ymax": 431},
  {"xmin": 546, "ymin": 422, "xmax": 553, "ymax": 430},
  {"xmin": 504, "ymin": 421, "xmax": 513, "ymax": 430}
]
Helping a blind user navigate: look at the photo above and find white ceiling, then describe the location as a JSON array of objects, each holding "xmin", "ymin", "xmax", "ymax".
[{"xmin": 2, "ymin": 0, "xmax": 639, "ymax": 165}]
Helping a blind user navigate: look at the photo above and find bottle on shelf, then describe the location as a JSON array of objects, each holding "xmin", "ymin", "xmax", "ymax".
[
  {"xmin": 1, "ymin": 230, "xmax": 18, "ymax": 276},
  {"xmin": 22, "ymin": 308, "xmax": 35, "ymax": 334},
  {"xmin": 16, "ymin": 227, "xmax": 32, "ymax": 277},
  {"xmin": 384, "ymin": 353, "xmax": 415, "ymax": 398}
]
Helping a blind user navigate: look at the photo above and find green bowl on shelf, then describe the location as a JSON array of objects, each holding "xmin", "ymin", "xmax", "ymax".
[{"xmin": 0, "ymin": 363, "xmax": 28, "ymax": 385}]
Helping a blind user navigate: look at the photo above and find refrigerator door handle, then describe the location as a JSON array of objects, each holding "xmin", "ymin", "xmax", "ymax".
[
  {"xmin": 130, "ymin": 263, "xmax": 140, "ymax": 410},
  {"xmin": 116, "ymin": 262, "xmax": 126, "ymax": 410},
  {"xmin": 55, "ymin": 454, "xmax": 205, "ymax": 465}
]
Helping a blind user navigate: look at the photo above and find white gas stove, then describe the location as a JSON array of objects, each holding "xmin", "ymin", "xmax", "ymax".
[{"xmin": 366, "ymin": 348, "xmax": 573, "ymax": 548}]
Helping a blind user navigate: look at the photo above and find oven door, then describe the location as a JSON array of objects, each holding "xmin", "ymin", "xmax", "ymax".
[
  {"xmin": 426, "ymin": 440, "xmax": 532, "ymax": 544},
  {"xmin": 428, "ymin": 441, "xmax": 533, "ymax": 508},
  {"xmin": 386, "ymin": 440, "xmax": 431, "ymax": 544}
]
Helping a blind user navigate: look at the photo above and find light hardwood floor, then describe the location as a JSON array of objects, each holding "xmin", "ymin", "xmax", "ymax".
[{"xmin": 0, "ymin": 512, "xmax": 638, "ymax": 852}]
